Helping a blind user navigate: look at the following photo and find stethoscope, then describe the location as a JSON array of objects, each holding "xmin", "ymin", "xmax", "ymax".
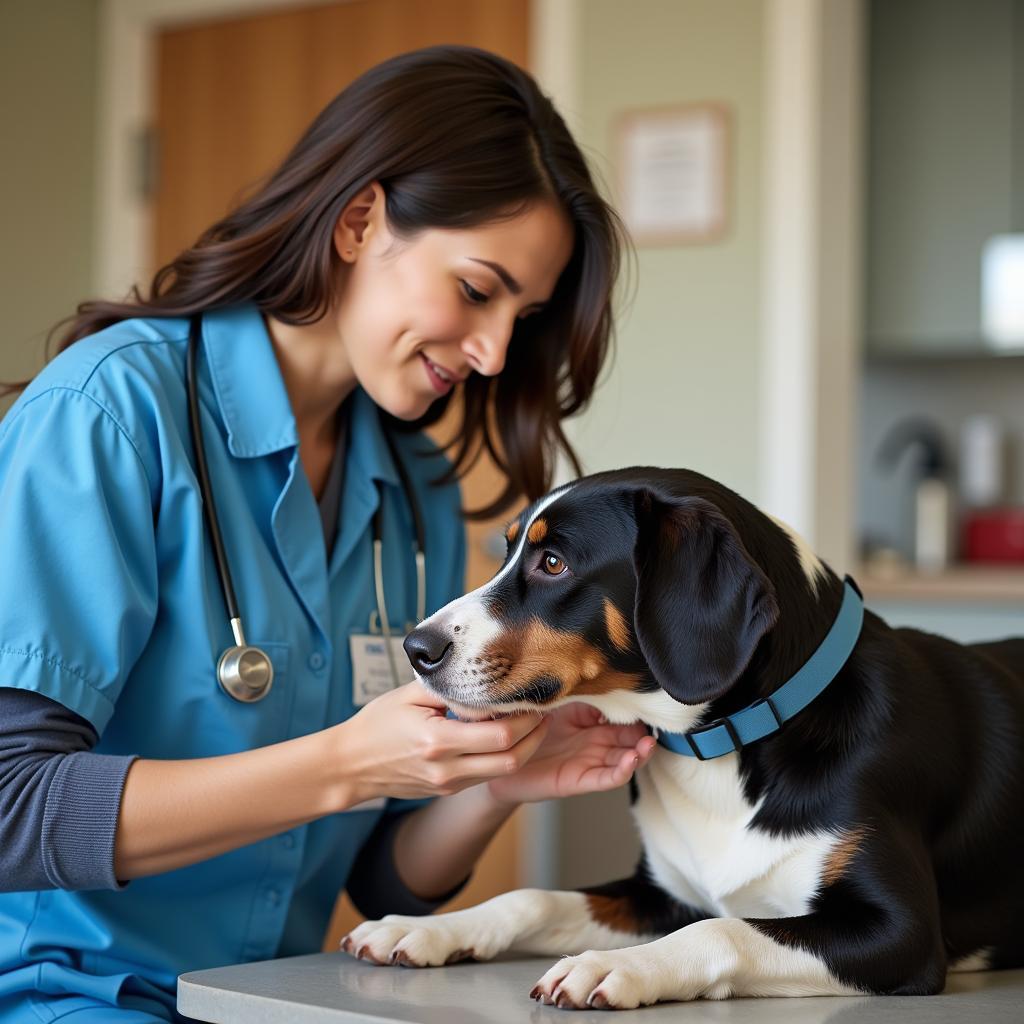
[{"xmin": 186, "ymin": 313, "xmax": 426, "ymax": 703}]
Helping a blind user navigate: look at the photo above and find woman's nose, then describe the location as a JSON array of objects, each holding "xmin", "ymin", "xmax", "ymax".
[{"xmin": 461, "ymin": 321, "xmax": 513, "ymax": 377}]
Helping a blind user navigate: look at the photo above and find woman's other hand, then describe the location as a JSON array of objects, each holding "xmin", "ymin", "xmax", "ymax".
[{"xmin": 484, "ymin": 702, "xmax": 656, "ymax": 808}]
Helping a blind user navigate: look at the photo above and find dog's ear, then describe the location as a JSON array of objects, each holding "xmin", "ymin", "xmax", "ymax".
[{"xmin": 632, "ymin": 492, "xmax": 779, "ymax": 705}]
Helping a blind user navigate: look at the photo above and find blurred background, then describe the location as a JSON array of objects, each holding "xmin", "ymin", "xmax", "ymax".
[{"xmin": 3, "ymin": 0, "xmax": 1023, "ymax": 949}]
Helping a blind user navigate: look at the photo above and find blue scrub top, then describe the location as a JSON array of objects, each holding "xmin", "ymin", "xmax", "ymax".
[{"xmin": 0, "ymin": 305, "xmax": 466, "ymax": 1021}]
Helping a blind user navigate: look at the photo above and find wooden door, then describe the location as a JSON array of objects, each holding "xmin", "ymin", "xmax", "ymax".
[{"xmin": 152, "ymin": 0, "xmax": 530, "ymax": 950}]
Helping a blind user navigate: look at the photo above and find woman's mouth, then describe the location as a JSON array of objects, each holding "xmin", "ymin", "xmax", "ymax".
[{"xmin": 420, "ymin": 352, "xmax": 455, "ymax": 395}]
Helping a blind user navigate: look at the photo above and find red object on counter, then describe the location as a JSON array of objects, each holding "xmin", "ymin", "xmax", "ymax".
[{"xmin": 962, "ymin": 507, "xmax": 1024, "ymax": 563}]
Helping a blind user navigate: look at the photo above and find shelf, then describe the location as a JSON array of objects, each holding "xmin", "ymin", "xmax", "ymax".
[
  {"xmin": 864, "ymin": 342, "xmax": 1024, "ymax": 365},
  {"xmin": 857, "ymin": 564, "xmax": 1024, "ymax": 603}
]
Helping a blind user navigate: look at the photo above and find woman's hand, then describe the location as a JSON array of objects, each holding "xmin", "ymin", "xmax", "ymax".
[
  {"xmin": 331, "ymin": 680, "xmax": 552, "ymax": 808},
  {"xmin": 484, "ymin": 702, "xmax": 657, "ymax": 808}
]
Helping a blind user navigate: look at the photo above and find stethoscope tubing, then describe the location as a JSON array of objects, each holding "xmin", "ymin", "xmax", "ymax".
[{"xmin": 187, "ymin": 317, "xmax": 241, "ymax": 626}]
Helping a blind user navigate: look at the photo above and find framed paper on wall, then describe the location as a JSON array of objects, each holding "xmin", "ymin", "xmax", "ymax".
[{"xmin": 615, "ymin": 102, "xmax": 731, "ymax": 246}]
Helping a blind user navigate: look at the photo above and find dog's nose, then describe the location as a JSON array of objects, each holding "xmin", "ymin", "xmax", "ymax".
[{"xmin": 404, "ymin": 626, "xmax": 453, "ymax": 677}]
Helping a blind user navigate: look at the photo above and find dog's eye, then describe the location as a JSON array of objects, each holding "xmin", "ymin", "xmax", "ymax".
[{"xmin": 541, "ymin": 553, "xmax": 567, "ymax": 576}]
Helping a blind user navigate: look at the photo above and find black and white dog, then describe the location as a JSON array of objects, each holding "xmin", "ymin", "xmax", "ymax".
[{"xmin": 341, "ymin": 468, "xmax": 1024, "ymax": 1009}]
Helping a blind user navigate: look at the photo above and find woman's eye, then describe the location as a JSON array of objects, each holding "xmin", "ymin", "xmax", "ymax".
[
  {"xmin": 541, "ymin": 553, "xmax": 567, "ymax": 576},
  {"xmin": 460, "ymin": 280, "xmax": 489, "ymax": 305}
]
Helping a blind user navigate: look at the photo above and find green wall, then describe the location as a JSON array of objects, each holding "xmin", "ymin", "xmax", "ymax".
[
  {"xmin": 567, "ymin": 0, "xmax": 765, "ymax": 500},
  {"xmin": 0, "ymin": 0, "xmax": 99, "ymax": 413}
]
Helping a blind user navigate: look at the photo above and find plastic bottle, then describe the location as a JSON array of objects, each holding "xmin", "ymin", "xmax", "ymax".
[{"xmin": 876, "ymin": 419, "xmax": 953, "ymax": 573}]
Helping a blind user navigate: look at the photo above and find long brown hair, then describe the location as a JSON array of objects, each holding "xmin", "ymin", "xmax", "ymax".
[{"xmin": 4, "ymin": 45, "xmax": 628, "ymax": 519}]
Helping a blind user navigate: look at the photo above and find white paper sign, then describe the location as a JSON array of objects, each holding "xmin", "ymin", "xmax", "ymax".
[{"xmin": 619, "ymin": 105, "xmax": 728, "ymax": 243}]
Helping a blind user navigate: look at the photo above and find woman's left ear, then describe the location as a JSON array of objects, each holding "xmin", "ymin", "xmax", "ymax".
[
  {"xmin": 333, "ymin": 180, "xmax": 384, "ymax": 259},
  {"xmin": 632, "ymin": 492, "xmax": 779, "ymax": 706}
]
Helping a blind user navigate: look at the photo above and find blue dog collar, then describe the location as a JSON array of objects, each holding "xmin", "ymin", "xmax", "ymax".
[{"xmin": 655, "ymin": 575, "xmax": 865, "ymax": 760}]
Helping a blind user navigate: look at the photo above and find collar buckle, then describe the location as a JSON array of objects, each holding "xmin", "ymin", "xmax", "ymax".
[
  {"xmin": 685, "ymin": 714, "xmax": 743, "ymax": 759},
  {"xmin": 682, "ymin": 694, "xmax": 785, "ymax": 760}
]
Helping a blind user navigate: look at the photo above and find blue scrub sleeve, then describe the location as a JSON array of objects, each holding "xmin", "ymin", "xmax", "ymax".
[
  {"xmin": 0, "ymin": 687, "xmax": 136, "ymax": 892},
  {"xmin": 0, "ymin": 389, "xmax": 159, "ymax": 734}
]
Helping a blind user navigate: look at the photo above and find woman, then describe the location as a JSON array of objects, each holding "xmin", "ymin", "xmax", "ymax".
[{"xmin": 0, "ymin": 45, "xmax": 652, "ymax": 1022}]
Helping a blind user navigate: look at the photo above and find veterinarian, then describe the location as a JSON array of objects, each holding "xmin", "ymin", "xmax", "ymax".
[{"xmin": 0, "ymin": 46, "xmax": 654, "ymax": 1023}]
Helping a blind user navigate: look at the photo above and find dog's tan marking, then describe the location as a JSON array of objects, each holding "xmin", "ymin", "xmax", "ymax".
[
  {"xmin": 584, "ymin": 893, "xmax": 645, "ymax": 936},
  {"xmin": 575, "ymin": 666, "xmax": 646, "ymax": 696},
  {"xmin": 505, "ymin": 521, "xmax": 520, "ymax": 544},
  {"xmin": 479, "ymin": 620, "xmax": 644, "ymax": 701},
  {"xmin": 604, "ymin": 598, "xmax": 632, "ymax": 652},
  {"xmin": 820, "ymin": 826, "xmax": 870, "ymax": 887},
  {"xmin": 527, "ymin": 518, "xmax": 548, "ymax": 544}
]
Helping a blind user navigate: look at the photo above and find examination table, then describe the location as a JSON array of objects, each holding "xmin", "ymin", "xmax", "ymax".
[{"xmin": 178, "ymin": 954, "xmax": 1024, "ymax": 1022}]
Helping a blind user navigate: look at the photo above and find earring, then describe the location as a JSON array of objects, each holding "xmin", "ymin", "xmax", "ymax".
[{"xmin": 344, "ymin": 249, "xmax": 354, "ymax": 260}]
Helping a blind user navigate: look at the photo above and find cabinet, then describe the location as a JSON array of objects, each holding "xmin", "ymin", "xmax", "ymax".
[{"xmin": 866, "ymin": 0, "xmax": 1022, "ymax": 356}]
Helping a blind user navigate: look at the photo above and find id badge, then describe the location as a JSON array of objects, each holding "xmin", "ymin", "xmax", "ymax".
[{"xmin": 349, "ymin": 632, "xmax": 411, "ymax": 706}]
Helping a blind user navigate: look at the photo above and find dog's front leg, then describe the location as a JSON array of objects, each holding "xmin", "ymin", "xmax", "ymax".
[
  {"xmin": 530, "ymin": 915, "xmax": 869, "ymax": 1008},
  {"xmin": 342, "ymin": 868, "xmax": 706, "ymax": 968},
  {"xmin": 342, "ymin": 889, "xmax": 629, "ymax": 967},
  {"xmin": 533, "ymin": 833, "xmax": 947, "ymax": 1008}
]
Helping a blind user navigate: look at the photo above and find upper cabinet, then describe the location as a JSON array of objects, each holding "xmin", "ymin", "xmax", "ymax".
[{"xmin": 866, "ymin": 0, "xmax": 1024, "ymax": 357}]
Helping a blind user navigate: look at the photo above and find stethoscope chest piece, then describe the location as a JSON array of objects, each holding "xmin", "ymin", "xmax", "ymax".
[{"xmin": 218, "ymin": 643, "xmax": 274, "ymax": 702}]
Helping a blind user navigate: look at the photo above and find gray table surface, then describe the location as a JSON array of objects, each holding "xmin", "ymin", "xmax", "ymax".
[{"xmin": 178, "ymin": 954, "xmax": 1024, "ymax": 1023}]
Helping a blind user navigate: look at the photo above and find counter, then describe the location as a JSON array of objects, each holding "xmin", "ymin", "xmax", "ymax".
[{"xmin": 178, "ymin": 953, "xmax": 1024, "ymax": 1023}]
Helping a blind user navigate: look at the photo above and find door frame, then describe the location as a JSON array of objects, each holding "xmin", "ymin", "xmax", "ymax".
[{"xmin": 758, "ymin": 0, "xmax": 865, "ymax": 574}]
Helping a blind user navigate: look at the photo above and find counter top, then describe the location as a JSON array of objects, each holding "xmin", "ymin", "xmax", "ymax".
[
  {"xmin": 178, "ymin": 953, "xmax": 1024, "ymax": 1023},
  {"xmin": 858, "ymin": 563, "xmax": 1024, "ymax": 602}
]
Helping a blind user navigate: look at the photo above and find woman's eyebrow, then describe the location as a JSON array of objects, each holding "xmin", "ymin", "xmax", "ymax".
[
  {"xmin": 468, "ymin": 258, "xmax": 522, "ymax": 294},
  {"xmin": 467, "ymin": 258, "xmax": 548, "ymax": 310}
]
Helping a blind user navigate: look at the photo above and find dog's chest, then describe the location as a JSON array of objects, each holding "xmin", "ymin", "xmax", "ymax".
[{"xmin": 632, "ymin": 749, "xmax": 838, "ymax": 919}]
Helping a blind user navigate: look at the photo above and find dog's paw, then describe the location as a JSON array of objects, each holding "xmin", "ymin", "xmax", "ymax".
[
  {"xmin": 340, "ymin": 915, "xmax": 483, "ymax": 968},
  {"xmin": 530, "ymin": 949, "xmax": 668, "ymax": 1010}
]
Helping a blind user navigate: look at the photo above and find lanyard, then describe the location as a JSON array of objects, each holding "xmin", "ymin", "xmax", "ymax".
[{"xmin": 373, "ymin": 421, "xmax": 427, "ymax": 688}]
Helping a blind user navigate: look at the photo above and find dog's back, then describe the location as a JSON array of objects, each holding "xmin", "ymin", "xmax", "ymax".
[
  {"xmin": 878, "ymin": 627, "xmax": 1024, "ymax": 972},
  {"xmin": 967, "ymin": 636, "xmax": 1024, "ymax": 685}
]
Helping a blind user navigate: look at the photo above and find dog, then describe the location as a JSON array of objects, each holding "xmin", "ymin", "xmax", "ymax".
[{"xmin": 340, "ymin": 467, "xmax": 1024, "ymax": 1008}]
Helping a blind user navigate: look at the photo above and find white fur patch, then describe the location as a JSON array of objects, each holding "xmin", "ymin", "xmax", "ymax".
[
  {"xmin": 568, "ymin": 687, "xmax": 707, "ymax": 733},
  {"xmin": 633, "ymin": 746, "xmax": 844, "ymax": 919},
  {"xmin": 948, "ymin": 949, "xmax": 992, "ymax": 973},
  {"xmin": 766, "ymin": 512, "xmax": 828, "ymax": 594}
]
